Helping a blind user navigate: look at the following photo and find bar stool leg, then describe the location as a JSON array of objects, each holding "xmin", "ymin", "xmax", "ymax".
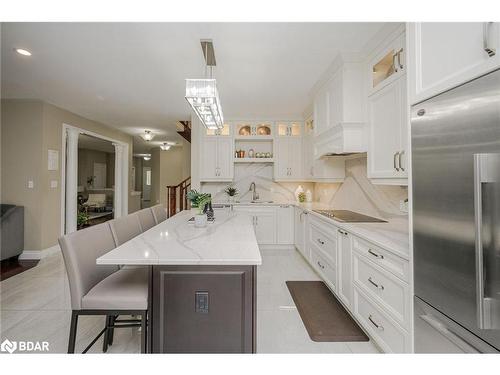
[
  {"xmin": 102, "ymin": 315, "xmax": 111, "ymax": 352},
  {"xmin": 141, "ymin": 311, "xmax": 147, "ymax": 353},
  {"xmin": 68, "ymin": 311, "xmax": 79, "ymax": 354}
]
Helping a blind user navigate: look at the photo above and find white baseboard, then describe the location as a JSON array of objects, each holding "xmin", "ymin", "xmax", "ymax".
[{"xmin": 19, "ymin": 245, "xmax": 60, "ymax": 260}]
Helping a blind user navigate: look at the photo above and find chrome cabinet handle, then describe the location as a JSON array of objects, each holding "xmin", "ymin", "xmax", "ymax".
[
  {"xmin": 392, "ymin": 53, "xmax": 398, "ymax": 73},
  {"xmin": 368, "ymin": 277, "xmax": 385, "ymax": 290},
  {"xmin": 393, "ymin": 152, "xmax": 400, "ymax": 171},
  {"xmin": 338, "ymin": 229, "xmax": 348, "ymax": 236},
  {"xmin": 483, "ymin": 22, "xmax": 496, "ymax": 57},
  {"xmin": 397, "ymin": 48, "xmax": 404, "ymax": 69},
  {"xmin": 368, "ymin": 249, "xmax": 384, "ymax": 259},
  {"xmin": 317, "ymin": 238, "xmax": 325, "ymax": 245},
  {"xmin": 399, "ymin": 150, "xmax": 405, "ymax": 171},
  {"xmin": 317, "ymin": 261, "xmax": 325, "ymax": 270},
  {"xmin": 368, "ymin": 315, "xmax": 384, "ymax": 331}
]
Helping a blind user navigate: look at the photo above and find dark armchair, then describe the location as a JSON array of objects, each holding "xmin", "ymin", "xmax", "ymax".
[{"xmin": 1, "ymin": 204, "xmax": 24, "ymax": 261}]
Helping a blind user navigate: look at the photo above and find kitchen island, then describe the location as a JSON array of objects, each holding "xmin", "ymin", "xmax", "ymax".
[{"xmin": 97, "ymin": 210, "xmax": 262, "ymax": 353}]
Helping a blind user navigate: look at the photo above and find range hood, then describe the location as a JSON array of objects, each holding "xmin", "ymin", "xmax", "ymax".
[{"xmin": 313, "ymin": 122, "xmax": 367, "ymax": 158}]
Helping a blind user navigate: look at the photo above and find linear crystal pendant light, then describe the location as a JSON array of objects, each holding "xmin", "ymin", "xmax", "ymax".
[{"xmin": 185, "ymin": 40, "xmax": 224, "ymax": 130}]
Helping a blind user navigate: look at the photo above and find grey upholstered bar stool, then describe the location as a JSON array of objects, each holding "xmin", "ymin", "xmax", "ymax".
[
  {"xmin": 136, "ymin": 208, "xmax": 156, "ymax": 232},
  {"xmin": 151, "ymin": 204, "xmax": 167, "ymax": 224},
  {"xmin": 108, "ymin": 214, "xmax": 142, "ymax": 246},
  {"xmin": 58, "ymin": 222, "xmax": 148, "ymax": 353}
]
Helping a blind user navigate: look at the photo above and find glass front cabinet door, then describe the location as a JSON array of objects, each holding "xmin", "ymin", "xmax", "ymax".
[
  {"xmin": 369, "ymin": 33, "xmax": 405, "ymax": 94},
  {"xmin": 276, "ymin": 121, "xmax": 302, "ymax": 137},
  {"xmin": 205, "ymin": 122, "xmax": 231, "ymax": 136}
]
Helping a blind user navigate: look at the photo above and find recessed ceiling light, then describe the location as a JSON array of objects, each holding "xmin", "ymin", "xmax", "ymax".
[
  {"xmin": 14, "ymin": 48, "xmax": 32, "ymax": 56},
  {"xmin": 143, "ymin": 155, "xmax": 151, "ymax": 161}
]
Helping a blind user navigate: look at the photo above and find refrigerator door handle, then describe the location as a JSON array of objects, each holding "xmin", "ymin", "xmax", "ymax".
[
  {"xmin": 474, "ymin": 153, "xmax": 500, "ymax": 330},
  {"xmin": 474, "ymin": 154, "xmax": 486, "ymax": 329}
]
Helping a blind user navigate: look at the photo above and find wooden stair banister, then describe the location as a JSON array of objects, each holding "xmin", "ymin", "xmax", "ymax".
[{"xmin": 166, "ymin": 176, "xmax": 191, "ymax": 218}]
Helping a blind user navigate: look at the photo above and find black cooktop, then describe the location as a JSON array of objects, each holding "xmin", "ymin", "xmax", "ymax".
[{"xmin": 313, "ymin": 209, "xmax": 387, "ymax": 223}]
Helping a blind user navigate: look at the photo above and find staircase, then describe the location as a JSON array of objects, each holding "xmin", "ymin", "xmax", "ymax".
[
  {"xmin": 177, "ymin": 121, "xmax": 191, "ymax": 143},
  {"xmin": 166, "ymin": 176, "xmax": 191, "ymax": 218}
]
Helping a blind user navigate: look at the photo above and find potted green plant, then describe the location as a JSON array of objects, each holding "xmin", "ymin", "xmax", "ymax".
[
  {"xmin": 194, "ymin": 194, "xmax": 212, "ymax": 228},
  {"xmin": 77, "ymin": 211, "xmax": 89, "ymax": 229},
  {"xmin": 224, "ymin": 185, "xmax": 238, "ymax": 203},
  {"xmin": 186, "ymin": 190, "xmax": 211, "ymax": 208}
]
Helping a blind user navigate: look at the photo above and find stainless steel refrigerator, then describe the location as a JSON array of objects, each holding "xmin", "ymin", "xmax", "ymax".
[{"xmin": 412, "ymin": 68, "xmax": 500, "ymax": 353}]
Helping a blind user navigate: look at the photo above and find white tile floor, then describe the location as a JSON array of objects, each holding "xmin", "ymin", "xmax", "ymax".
[{"xmin": 0, "ymin": 248, "xmax": 379, "ymax": 354}]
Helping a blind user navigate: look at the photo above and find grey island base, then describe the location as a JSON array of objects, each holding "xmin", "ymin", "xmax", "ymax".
[{"xmin": 97, "ymin": 211, "xmax": 262, "ymax": 353}]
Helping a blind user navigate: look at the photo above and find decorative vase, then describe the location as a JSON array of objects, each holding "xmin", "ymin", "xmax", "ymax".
[{"xmin": 194, "ymin": 213, "xmax": 208, "ymax": 228}]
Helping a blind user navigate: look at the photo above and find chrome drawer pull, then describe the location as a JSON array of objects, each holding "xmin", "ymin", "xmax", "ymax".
[
  {"xmin": 317, "ymin": 238, "xmax": 325, "ymax": 245},
  {"xmin": 317, "ymin": 261, "xmax": 325, "ymax": 270},
  {"xmin": 368, "ymin": 277, "xmax": 385, "ymax": 290},
  {"xmin": 368, "ymin": 249, "xmax": 384, "ymax": 259},
  {"xmin": 368, "ymin": 315, "xmax": 384, "ymax": 331},
  {"xmin": 338, "ymin": 229, "xmax": 348, "ymax": 236}
]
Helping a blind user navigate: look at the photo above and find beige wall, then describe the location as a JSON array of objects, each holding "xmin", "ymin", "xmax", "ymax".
[
  {"xmin": 1, "ymin": 100, "xmax": 45, "ymax": 250},
  {"xmin": 1, "ymin": 99, "xmax": 134, "ymax": 251},
  {"xmin": 150, "ymin": 138, "xmax": 191, "ymax": 207}
]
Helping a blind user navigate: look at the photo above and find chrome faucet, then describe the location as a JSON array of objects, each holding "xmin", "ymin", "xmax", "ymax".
[{"xmin": 249, "ymin": 182, "xmax": 259, "ymax": 201}]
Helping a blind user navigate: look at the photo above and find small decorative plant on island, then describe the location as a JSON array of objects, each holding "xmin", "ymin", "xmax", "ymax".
[
  {"xmin": 224, "ymin": 185, "xmax": 238, "ymax": 203},
  {"xmin": 186, "ymin": 190, "xmax": 211, "ymax": 208},
  {"xmin": 194, "ymin": 194, "xmax": 212, "ymax": 228},
  {"xmin": 187, "ymin": 190, "xmax": 212, "ymax": 227}
]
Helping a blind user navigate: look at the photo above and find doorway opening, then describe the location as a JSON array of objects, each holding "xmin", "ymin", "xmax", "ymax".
[
  {"xmin": 77, "ymin": 134, "xmax": 116, "ymax": 229},
  {"xmin": 61, "ymin": 124, "xmax": 128, "ymax": 235}
]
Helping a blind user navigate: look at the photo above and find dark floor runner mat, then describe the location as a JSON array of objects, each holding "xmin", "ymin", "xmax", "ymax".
[{"xmin": 286, "ymin": 281, "xmax": 369, "ymax": 342}]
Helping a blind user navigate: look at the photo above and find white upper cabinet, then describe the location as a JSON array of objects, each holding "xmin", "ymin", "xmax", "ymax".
[
  {"xmin": 408, "ymin": 22, "xmax": 500, "ymax": 104},
  {"xmin": 274, "ymin": 137, "xmax": 302, "ymax": 180},
  {"xmin": 368, "ymin": 77, "xmax": 408, "ymax": 182},
  {"xmin": 367, "ymin": 30, "xmax": 408, "ymax": 185},
  {"xmin": 200, "ymin": 137, "xmax": 234, "ymax": 181}
]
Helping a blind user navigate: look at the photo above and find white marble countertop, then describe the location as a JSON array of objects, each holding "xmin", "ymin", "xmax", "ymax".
[
  {"xmin": 96, "ymin": 210, "xmax": 262, "ymax": 266},
  {"xmin": 295, "ymin": 202, "xmax": 410, "ymax": 260},
  {"xmin": 213, "ymin": 200, "xmax": 410, "ymax": 260}
]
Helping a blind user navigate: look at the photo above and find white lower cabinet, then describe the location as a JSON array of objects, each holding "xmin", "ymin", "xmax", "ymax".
[
  {"xmin": 233, "ymin": 206, "xmax": 276, "ymax": 245},
  {"xmin": 337, "ymin": 229, "xmax": 352, "ymax": 309},
  {"xmin": 310, "ymin": 244, "xmax": 337, "ymax": 290},
  {"xmin": 294, "ymin": 207, "xmax": 308, "ymax": 257},
  {"xmin": 353, "ymin": 287, "xmax": 411, "ymax": 353},
  {"xmin": 276, "ymin": 205, "xmax": 294, "ymax": 245},
  {"xmin": 302, "ymin": 213, "xmax": 411, "ymax": 353},
  {"xmin": 234, "ymin": 205, "xmax": 293, "ymax": 246}
]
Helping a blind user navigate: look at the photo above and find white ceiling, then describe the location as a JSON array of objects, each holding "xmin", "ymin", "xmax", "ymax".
[{"xmin": 1, "ymin": 22, "xmax": 385, "ymax": 151}]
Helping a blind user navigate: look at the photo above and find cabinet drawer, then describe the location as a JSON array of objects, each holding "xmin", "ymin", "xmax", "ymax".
[
  {"xmin": 353, "ymin": 287, "xmax": 410, "ymax": 353},
  {"xmin": 353, "ymin": 252, "xmax": 410, "ymax": 328},
  {"xmin": 352, "ymin": 236, "xmax": 409, "ymax": 282},
  {"xmin": 310, "ymin": 244, "xmax": 336, "ymax": 290},
  {"xmin": 309, "ymin": 218, "xmax": 337, "ymax": 264}
]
